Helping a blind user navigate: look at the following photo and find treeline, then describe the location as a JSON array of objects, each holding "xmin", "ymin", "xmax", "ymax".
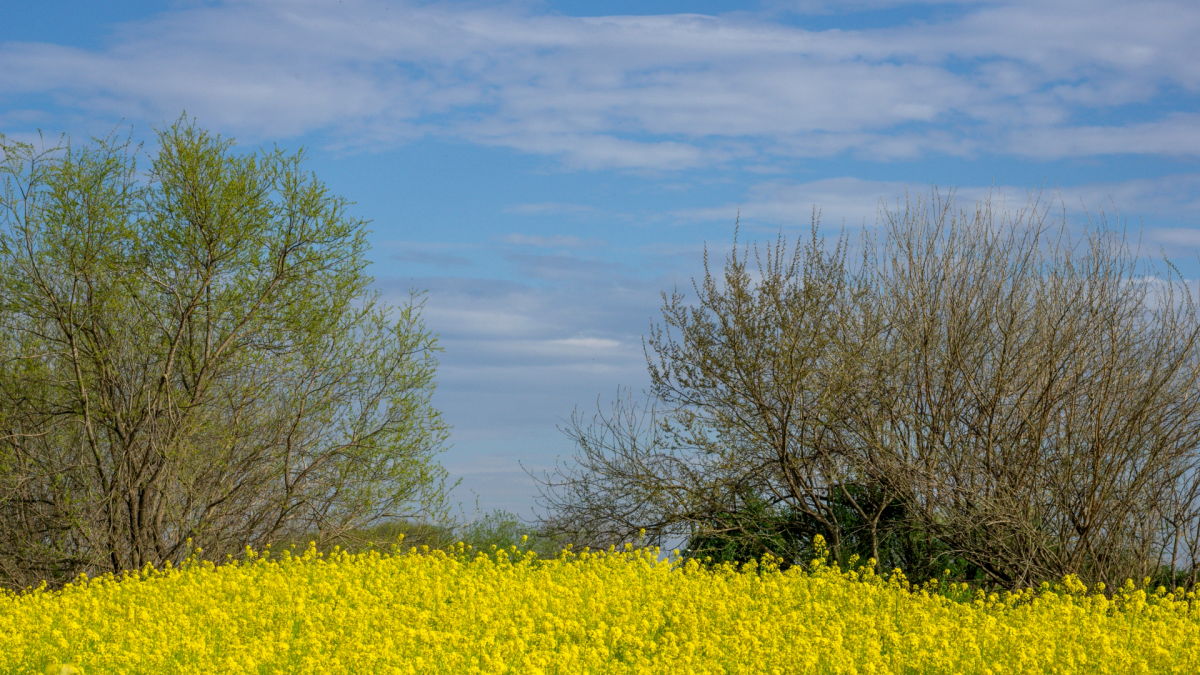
[
  {"xmin": 275, "ymin": 510, "xmax": 566, "ymax": 560},
  {"xmin": 6, "ymin": 117, "xmax": 1199, "ymax": 595},
  {"xmin": 536, "ymin": 195, "xmax": 1200, "ymax": 591}
]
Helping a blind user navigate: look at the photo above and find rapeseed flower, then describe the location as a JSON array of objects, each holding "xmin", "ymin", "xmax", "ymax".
[{"xmin": 0, "ymin": 539, "xmax": 1197, "ymax": 673}]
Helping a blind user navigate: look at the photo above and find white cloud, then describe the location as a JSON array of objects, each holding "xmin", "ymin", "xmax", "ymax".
[
  {"xmin": 467, "ymin": 129, "xmax": 716, "ymax": 171},
  {"xmin": 1149, "ymin": 228, "xmax": 1200, "ymax": 248},
  {"xmin": 774, "ymin": 0, "xmax": 982, "ymax": 13},
  {"xmin": 3, "ymin": 0, "xmax": 1197, "ymax": 168},
  {"xmin": 935, "ymin": 0, "xmax": 1200, "ymax": 87},
  {"xmin": 549, "ymin": 336, "xmax": 621, "ymax": 350},
  {"xmin": 423, "ymin": 304, "xmax": 552, "ymax": 339},
  {"xmin": 1051, "ymin": 174, "xmax": 1200, "ymax": 220},
  {"xmin": 675, "ymin": 175, "xmax": 1200, "ymax": 237},
  {"xmin": 1006, "ymin": 114, "xmax": 1200, "ymax": 159},
  {"xmin": 370, "ymin": 270, "xmax": 666, "ymax": 512},
  {"xmin": 674, "ymin": 177, "xmax": 917, "ymax": 226}
]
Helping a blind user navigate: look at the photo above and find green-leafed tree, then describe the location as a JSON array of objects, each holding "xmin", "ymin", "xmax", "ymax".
[
  {"xmin": 0, "ymin": 119, "xmax": 451, "ymax": 588},
  {"xmin": 456, "ymin": 510, "xmax": 568, "ymax": 558}
]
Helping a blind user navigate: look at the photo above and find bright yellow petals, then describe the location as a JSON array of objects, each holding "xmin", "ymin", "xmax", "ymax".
[{"xmin": 1, "ymin": 543, "xmax": 1198, "ymax": 673}]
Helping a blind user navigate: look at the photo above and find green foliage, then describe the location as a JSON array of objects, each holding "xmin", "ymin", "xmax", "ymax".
[
  {"xmin": 684, "ymin": 493, "xmax": 809, "ymax": 568},
  {"xmin": 683, "ymin": 483, "xmax": 990, "ymax": 584},
  {"xmin": 271, "ymin": 519, "xmax": 460, "ymax": 554},
  {"xmin": 271, "ymin": 511, "xmax": 566, "ymax": 560},
  {"xmin": 0, "ymin": 118, "xmax": 451, "ymax": 588},
  {"xmin": 455, "ymin": 510, "xmax": 567, "ymax": 558}
]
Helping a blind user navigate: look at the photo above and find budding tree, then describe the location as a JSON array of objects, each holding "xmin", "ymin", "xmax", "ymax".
[{"xmin": 0, "ymin": 120, "xmax": 450, "ymax": 588}]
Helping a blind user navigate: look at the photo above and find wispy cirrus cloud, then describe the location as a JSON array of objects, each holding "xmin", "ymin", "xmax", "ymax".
[
  {"xmin": 8, "ymin": 0, "xmax": 1197, "ymax": 518},
  {"xmin": 673, "ymin": 177, "xmax": 916, "ymax": 227},
  {"xmin": 375, "ymin": 270, "xmax": 661, "ymax": 503},
  {"xmin": 675, "ymin": 174, "xmax": 1200, "ymax": 235},
  {"xmin": 1005, "ymin": 114, "xmax": 1200, "ymax": 159},
  {"xmin": 2, "ymin": 0, "xmax": 1197, "ymax": 169},
  {"xmin": 1150, "ymin": 228, "xmax": 1200, "ymax": 247}
]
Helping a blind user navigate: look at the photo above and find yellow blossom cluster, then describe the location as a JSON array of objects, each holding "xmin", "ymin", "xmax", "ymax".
[{"xmin": 2, "ymin": 537, "xmax": 1199, "ymax": 674}]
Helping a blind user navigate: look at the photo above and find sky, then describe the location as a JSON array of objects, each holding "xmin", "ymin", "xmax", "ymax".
[{"xmin": 2, "ymin": 0, "xmax": 1198, "ymax": 521}]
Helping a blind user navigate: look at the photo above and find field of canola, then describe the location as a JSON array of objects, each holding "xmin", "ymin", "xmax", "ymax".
[{"xmin": 3, "ymin": 537, "xmax": 1200, "ymax": 674}]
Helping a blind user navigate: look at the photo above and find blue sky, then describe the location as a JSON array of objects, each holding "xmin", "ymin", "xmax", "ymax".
[{"xmin": 3, "ymin": 0, "xmax": 1199, "ymax": 520}]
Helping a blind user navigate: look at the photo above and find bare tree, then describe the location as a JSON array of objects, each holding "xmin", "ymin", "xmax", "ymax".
[
  {"xmin": 0, "ymin": 120, "xmax": 450, "ymax": 589},
  {"xmin": 539, "ymin": 222, "xmax": 900, "ymax": 566},
  {"xmin": 538, "ymin": 193, "xmax": 1200, "ymax": 589},
  {"xmin": 856, "ymin": 195, "xmax": 1200, "ymax": 588}
]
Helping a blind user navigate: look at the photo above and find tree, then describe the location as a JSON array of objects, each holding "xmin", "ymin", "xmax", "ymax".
[
  {"xmin": 537, "ymin": 193, "xmax": 1200, "ymax": 589},
  {"xmin": 859, "ymin": 196, "xmax": 1200, "ymax": 588},
  {"xmin": 0, "ymin": 119, "xmax": 451, "ymax": 589},
  {"xmin": 537, "ymin": 225, "xmax": 905, "ymax": 568},
  {"xmin": 455, "ymin": 510, "xmax": 568, "ymax": 558}
]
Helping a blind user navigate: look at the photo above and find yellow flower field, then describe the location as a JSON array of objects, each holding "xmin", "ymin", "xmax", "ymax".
[{"xmin": 3, "ymin": 537, "xmax": 1199, "ymax": 674}]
